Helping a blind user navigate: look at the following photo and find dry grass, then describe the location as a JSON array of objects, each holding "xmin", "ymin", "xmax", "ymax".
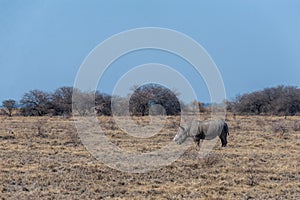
[{"xmin": 0, "ymin": 114, "xmax": 299, "ymax": 199}]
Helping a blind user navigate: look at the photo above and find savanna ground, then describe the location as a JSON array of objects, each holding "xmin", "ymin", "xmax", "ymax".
[{"xmin": 0, "ymin": 113, "xmax": 299, "ymax": 199}]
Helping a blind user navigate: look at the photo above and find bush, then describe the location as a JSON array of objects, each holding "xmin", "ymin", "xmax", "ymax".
[
  {"xmin": 231, "ymin": 85, "xmax": 300, "ymax": 116},
  {"xmin": 129, "ymin": 84, "xmax": 181, "ymax": 116},
  {"xmin": 20, "ymin": 90, "xmax": 52, "ymax": 116},
  {"xmin": 2, "ymin": 99, "xmax": 17, "ymax": 117},
  {"xmin": 51, "ymin": 87, "xmax": 73, "ymax": 116}
]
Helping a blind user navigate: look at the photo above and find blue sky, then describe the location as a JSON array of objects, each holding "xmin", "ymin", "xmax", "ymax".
[{"xmin": 0, "ymin": 0, "xmax": 300, "ymax": 103}]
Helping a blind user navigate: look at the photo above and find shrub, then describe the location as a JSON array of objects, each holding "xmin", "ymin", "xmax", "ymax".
[{"xmin": 231, "ymin": 85, "xmax": 300, "ymax": 116}]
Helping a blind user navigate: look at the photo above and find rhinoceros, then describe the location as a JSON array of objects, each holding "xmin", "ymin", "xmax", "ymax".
[{"xmin": 173, "ymin": 119, "xmax": 229, "ymax": 147}]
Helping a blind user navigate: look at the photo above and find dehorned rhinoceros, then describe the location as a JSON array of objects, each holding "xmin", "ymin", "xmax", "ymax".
[{"xmin": 173, "ymin": 119, "xmax": 229, "ymax": 147}]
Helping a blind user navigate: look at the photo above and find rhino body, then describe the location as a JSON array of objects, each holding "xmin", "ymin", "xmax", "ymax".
[{"xmin": 173, "ymin": 119, "xmax": 229, "ymax": 147}]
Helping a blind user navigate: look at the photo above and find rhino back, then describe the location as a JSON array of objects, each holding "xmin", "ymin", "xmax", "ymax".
[{"xmin": 199, "ymin": 120, "xmax": 224, "ymax": 140}]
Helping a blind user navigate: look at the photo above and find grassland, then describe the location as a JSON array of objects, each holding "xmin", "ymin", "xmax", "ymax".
[{"xmin": 0, "ymin": 114, "xmax": 299, "ymax": 199}]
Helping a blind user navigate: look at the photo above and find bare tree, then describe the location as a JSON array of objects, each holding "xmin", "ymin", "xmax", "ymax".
[
  {"xmin": 52, "ymin": 86, "xmax": 73, "ymax": 116},
  {"xmin": 95, "ymin": 91, "xmax": 112, "ymax": 116},
  {"xmin": 20, "ymin": 90, "xmax": 52, "ymax": 116},
  {"xmin": 110, "ymin": 95, "xmax": 128, "ymax": 116},
  {"xmin": 129, "ymin": 84, "xmax": 181, "ymax": 116},
  {"xmin": 188, "ymin": 100, "xmax": 206, "ymax": 114},
  {"xmin": 2, "ymin": 99, "xmax": 16, "ymax": 117},
  {"xmin": 231, "ymin": 85, "xmax": 300, "ymax": 116},
  {"xmin": 72, "ymin": 90, "xmax": 95, "ymax": 116}
]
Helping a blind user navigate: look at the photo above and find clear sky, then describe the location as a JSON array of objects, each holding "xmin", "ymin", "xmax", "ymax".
[{"xmin": 1, "ymin": 0, "xmax": 300, "ymax": 103}]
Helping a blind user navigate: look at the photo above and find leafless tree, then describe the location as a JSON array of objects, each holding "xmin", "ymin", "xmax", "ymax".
[
  {"xmin": 2, "ymin": 99, "xmax": 16, "ymax": 117},
  {"xmin": 20, "ymin": 90, "xmax": 51, "ymax": 116},
  {"xmin": 129, "ymin": 84, "xmax": 181, "ymax": 116},
  {"xmin": 188, "ymin": 100, "xmax": 206, "ymax": 114},
  {"xmin": 72, "ymin": 90, "xmax": 95, "ymax": 116},
  {"xmin": 231, "ymin": 85, "xmax": 300, "ymax": 115},
  {"xmin": 52, "ymin": 86, "xmax": 73, "ymax": 116},
  {"xmin": 95, "ymin": 91, "xmax": 112, "ymax": 116}
]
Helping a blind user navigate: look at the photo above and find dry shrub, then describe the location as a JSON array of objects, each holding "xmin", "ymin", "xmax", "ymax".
[
  {"xmin": 101, "ymin": 118, "xmax": 119, "ymax": 130},
  {"xmin": 244, "ymin": 155, "xmax": 261, "ymax": 186},
  {"xmin": 271, "ymin": 123, "xmax": 289, "ymax": 134},
  {"xmin": 107, "ymin": 119, "xmax": 119, "ymax": 130},
  {"xmin": 292, "ymin": 121, "xmax": 300, "ymax": 131},
  {"xmin": 245, "ymin": 161, "xmax": 259, "ymax": 186},
  {"xmin": 35, "ymin": 120, "xmax": 48, "ymax": 138},
  {"xmin": 201, "ymin": 153, "xmax": 222, "ymax": 168},
  {"xmin": 235, "ymin": 120, "xmax": 241, "ymax": 130},
  {"xmin": 246, "ymin": 168, "xmax": 259, "ymax": 186},
  {"xmin": 166, "ymin": 121, "xmax": 177, "ymax": 129},
  {"xmin": 165, "ymin": 119, "xmax": 180, "ymax": 129},
  {"xmin": 255, "ymin": 119, "xmax": 265, "ymax": 127}
]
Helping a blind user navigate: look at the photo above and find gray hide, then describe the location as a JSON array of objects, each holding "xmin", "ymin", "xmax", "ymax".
[{"xmin": 174, "ymin": 119, "xmax": 229, "ymax": 147}]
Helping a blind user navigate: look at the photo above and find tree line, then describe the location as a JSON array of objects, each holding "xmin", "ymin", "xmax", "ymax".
[
  {"xmin": 0, "ymin": 84, "xmax": 182, "ymax": 117},
  {"xmin": 228, "ymin": 85, "xmax": 300, "ymax": 116},
  {"xmin": 2, "ymin": 85, "xmax": 300, "ymax": 117}
]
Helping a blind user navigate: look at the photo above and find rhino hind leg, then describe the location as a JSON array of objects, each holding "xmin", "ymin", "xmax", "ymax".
[
  {"xmin": 219, "ymin": 129, "xmax": 228, "ymax": 147},
  {"xmin": 218, "ymin": 122, "xmax": 228, "ymax": 147},
  {"xmin": 219, "ymin": 135, "xmax": 227, "ymax": 147}
]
